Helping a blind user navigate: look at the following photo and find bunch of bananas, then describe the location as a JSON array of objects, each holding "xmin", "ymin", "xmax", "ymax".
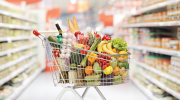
[
  {"xmin": 97, "ymin": 41, "xmax": 128, "ymax": 62},
  {"xmin": 97, "ymin": 41, "xmax": 117, "ymax": 55}
]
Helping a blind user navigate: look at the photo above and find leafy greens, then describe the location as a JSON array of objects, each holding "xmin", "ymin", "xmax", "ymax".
[{"xmin": 112, "ymin": 38, "xmax": 128, "ymax": 52}]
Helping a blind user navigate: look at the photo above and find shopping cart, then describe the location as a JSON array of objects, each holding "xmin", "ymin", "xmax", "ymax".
[{"xmin": 33, "ymin": 30, "xmax": 130, "ymax": 100}]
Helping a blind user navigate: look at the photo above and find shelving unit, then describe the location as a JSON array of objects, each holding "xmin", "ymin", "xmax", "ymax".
[
  {"xmin": 139, "ymin": 71, "xmax": 180, "ymax": 99},
  {"xmin": 0, "ymin": 23, "xmax": 34, "ymax": 30},
  {"xmin": 0, "ymin": 52, "xmax": 37, "ymax": 71},
  {"xmin": 132, "ymin": 60, "xmax": 180, "ymax": 84},
  {"xmin": 0, "ymin": 36, "xmax": 36, "ymax": 42},
  {"xmin": 6, "ymin": 67, "xmax": 45, "ymax": 100},
  {"xmin": 129, "ymin": 0, "xmax": 180, "ymax": 16},
  {"xmin": 0, "ymin": 60, "xmax": 37, "ymax": 86},
  {"xmin": 122, "ymin": 21, "xmax": 180, "ymax": 28},
  {"xmin": 128, "ymin": 45, "xmax": 180, "ymax": 57},
  {"xmin": 131, "ymin": 78, "xmax": 159, "ymax": 100},
  {"xmin": 0, "ymin": 44, "xmax": 37, "ymax": 56}
]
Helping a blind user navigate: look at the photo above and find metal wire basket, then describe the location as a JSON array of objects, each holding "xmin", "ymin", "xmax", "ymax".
[{"xmin": 33, "ymin": 30, "xmax": 130, "ymax": 100}]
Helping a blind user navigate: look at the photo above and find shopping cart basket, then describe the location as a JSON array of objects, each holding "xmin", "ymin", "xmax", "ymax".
[{"xmin": 33, "ymin": 30, "xmax": 130, "ymax": 100}]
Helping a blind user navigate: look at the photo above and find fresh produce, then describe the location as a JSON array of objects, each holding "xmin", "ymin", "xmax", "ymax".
[
  {"xmin": 48, "ymin": 35, "xmax": 59, "ymax": 43},
  {"xmin": 80, "ymin": 45, "xmax": 90, "ymax": 55},
  {"xmin": 94, "ymin": 32, "xmax": 101, "ymax": 38},
  {"xmin": 79, "ymin": 37, "xmax": 88, "ymax": 45},
  {"xmin": 97, "ymin": 41, "xmax": 106, "ymax": 53},
  {"xmin": 117, "ymin": 62, "xmax": 124, "ymax": 68},
  {"xmin": 52, "ymin": 49, "xmax": 60, "ymax": 58},
  {"xmin": 72, "ymin": 43, "xmax": 84, "ymax": 48},
  {"xmin": 112, "ymin": 38, "xmax": 128, "ymax": 52},
  {"xmin": 124, "ymin": 61, "xmax": 129, "ymax": 69},
  {"xmin": 122, "ymin": 71, "xmax": 128, "ymax": 80},
  {"xmin": 110, "ymin": 57, "xmax": 117, "ymax": 68},
  {"xmin": 103, "ymin": 66, "xmax": 113, "ymax": 75},
  {"xmin": 119, "ymin": 67, "xmax": 125, "ymax": 75},
  {"xmin": 81, "ymin": 37, "xmax": 101, "ymax": 66},
  {"xmin": 70, "ymin": 49, "xmax": 85, "ymax": 65},
  {"xmin": 113, "ymin": 66, "xmax": 120, "ymax": 76},
  {"xmin": 101, "ymin": 73, "xmax": 114, "ymax": 85},
  {"xmin": 102, "ymin": 35, "xmax": 111, "ymax": 41},
  {"xmin": 85, "ymin": 74, "xmax": 101, "ymax": 81},
  {"xmin": 85, "ymin": 66, "xmax": 94, "ymax": 75},
  {"xmin": 87, "ymin": 31, "xmax": 94, "ymax": 46},
  {"xmin": 107, "ymin": 42, "xmax": 114, "ymax": 52},
  {"xmin": 102, "ymin": 44, "xmax": 117, "ymax": 55},
  {"xmin": 113, "ymin": 75, "xmax": 121, "ymax": 85},
  {"xmin": 88, "ymin": 53, "xmax": 97, "ymax": 64},
  {"xmin": 119, "ymin": 51, "xmax": 128, "ymax": 59},
  {"xmin": 70, "ymin": 63, "xmax": 77, "ymax": 69},
  {"xmin": 112, "ymin": 48, "xmax": 116, "ymax": 53},
  {"xmin": 93, "ymin": 62, "xmax": 102, "ymax": 74}
]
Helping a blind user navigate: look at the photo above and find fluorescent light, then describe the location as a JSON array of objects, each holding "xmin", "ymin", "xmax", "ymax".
[{"xmin": 70, "ymin": 0, "xmax": 77, "ymax": 4}]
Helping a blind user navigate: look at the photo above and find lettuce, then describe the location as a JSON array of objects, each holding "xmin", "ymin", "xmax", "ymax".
[{"xmin": 112, "ymin": 38, "xmax": 128, "ymax": 52}]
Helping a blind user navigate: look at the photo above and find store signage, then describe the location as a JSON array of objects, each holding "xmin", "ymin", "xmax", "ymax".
[
  {"xmin": 46, "ymin": 8, "xmax": 61, "ymax": 22},
  {"xmin": 99, "ymin": 13, "xmax": 113, "ymax": 27},
  {"xmin": 67, "ymin": 1, "xmax": 78, "ymax": 13}
]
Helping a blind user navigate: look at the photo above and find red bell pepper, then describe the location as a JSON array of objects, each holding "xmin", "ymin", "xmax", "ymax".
[
  {"xmin": 80, "ymin": 45, "xmax": 90, "ymax": 54},
  {"xmin": 102, "ymin": 35, "xmax": 111, "ymax": 41}
]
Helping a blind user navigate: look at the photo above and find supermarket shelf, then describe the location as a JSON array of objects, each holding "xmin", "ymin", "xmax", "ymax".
[
  {"xmin": 6, "ymin": 67, "xmax": 45, "ymax": 100},
  {"xmin": 132, "ymin": 60, "xmax": 180, "ymax": 85},
  {"xmin": 130, "ymin": 0, "xmax": 180, "ymax": 16},
  {"xmin": 0, "ymin": 10, "xmax": 37, "ymax": 23},
  {"xmin": 140, "ymin": 72, "xmax": 180, "ymax": 99},
  {"xmin": 0, "ymin": 52, "xmax": 37, "ymax": 71},
  {"xmin": 0, "ymin": 36, "xmax": 36, "ymax": 42},
  {"xmin": 0, "ymin": 44, "xmax": 37, "ymax": 57},
  {"xmin": 0, "ymin": 23, "xmax": 34, "ymax": 30},
  {"xmin": 131, "ymin": 78, "xmax": 159, "ymax": 100},
  {"xmin": 122, "ymin": 21, "xmax": 180, "ymax": 28},
  {"xmin": 0, "ymin": 60, "xmax": 37, "ymax": 86},
  {"xmin": 128, "ymin": 45, "xmax": 180, "ymax": 57}
]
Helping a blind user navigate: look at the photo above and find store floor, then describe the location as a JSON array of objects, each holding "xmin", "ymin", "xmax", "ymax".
[{"xmin": 17, "ymin": 72, "xmax": 149, "ymax": 100}]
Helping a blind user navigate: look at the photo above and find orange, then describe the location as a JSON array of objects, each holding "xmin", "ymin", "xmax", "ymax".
[
  {"xmin": 85, "ymin": 66, "xmax": 94, "ymax": 75},
  {"xmin": 113, "ymin": 66, "xmax": 121, "ymax": 75}
]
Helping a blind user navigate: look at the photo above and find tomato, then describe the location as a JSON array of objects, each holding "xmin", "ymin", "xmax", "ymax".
[{"xmin": 102, "ymin": 65, "xmax": 107, "ymax": 69}]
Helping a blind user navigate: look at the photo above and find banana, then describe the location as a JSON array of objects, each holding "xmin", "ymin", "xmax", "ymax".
[
  {"xmin": 107, "ymin": 42, "xmax": 113, "ymax": 52},
  {"xmin": 97, "ymin": 41, "xmax": 106, "ymax": 53},
  {"xmin": 102, "ymin": 44, "xmax": 117, "ymax": 55}
]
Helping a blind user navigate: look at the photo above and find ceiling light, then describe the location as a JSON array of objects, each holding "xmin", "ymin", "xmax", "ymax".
[{"xmin": 70, "ymin": 0, "xmax": 77, "ymax": 4}]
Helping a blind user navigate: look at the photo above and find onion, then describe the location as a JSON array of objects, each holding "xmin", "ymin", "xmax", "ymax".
[
  {"xmin": 60, "ymin": 54, "xmax": 65, "ymax": 58},
  {"xmin": 62, "ymin": 39, "xmax": 67, "ymax": 44},
  {"xmin": 68, "ymin": 33, "xmax": 73, "ymax": 38},
  {"xmin": 67, "ymin": 39, "xmax": 72, "ymax": 44},
  {"xmin": 62, "ymin": 33, "xmax": 68, "ymax": 39}
]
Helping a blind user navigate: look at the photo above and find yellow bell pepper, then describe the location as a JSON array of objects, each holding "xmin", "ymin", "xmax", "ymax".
[{"xmin": 88, "ymin": 53, "xmax": 98, "ymax": 64}]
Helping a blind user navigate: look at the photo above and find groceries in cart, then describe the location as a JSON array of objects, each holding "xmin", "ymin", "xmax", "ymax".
[{"xmin": 33, "ymin": 16, "xmax": 130, "ymax": 86}]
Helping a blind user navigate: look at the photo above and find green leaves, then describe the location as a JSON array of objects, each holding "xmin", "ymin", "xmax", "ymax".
[{"xmin": 112, "ymin": 38, "xmax": 128, "ymax": 52}]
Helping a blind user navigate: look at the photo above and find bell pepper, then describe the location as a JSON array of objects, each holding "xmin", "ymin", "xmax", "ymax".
[
  {"xmin": 102, "ymin": 35, "xmax": 111, "ymax": 41},
  {"xmin": 88, "ymin": 52, "xmax": 98, "ymax": 64}
]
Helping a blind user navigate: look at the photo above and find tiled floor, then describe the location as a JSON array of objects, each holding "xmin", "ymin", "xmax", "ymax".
[{"xmin": 17, "ymin": 72, "xmax": 149, "ymax": 100}]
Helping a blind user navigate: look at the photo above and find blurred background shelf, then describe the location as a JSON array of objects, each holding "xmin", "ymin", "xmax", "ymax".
[
  {"xmin": 132, "ymin": 60, "xmax": 180, "ymax": 84},
  {"xmin": 122, "ymin": 21, "xmax": 180, "ymax": 28},
  {"xmin": 0, "ymin": 52, "xmax": 37, "ymax": 71},
  {"xmin": 0, "ymin": 37, "xmax": 36, "ymax": 42},
  {"xmin": 0, "ymin": 44, "xmax": 37, "ymax": 57},
  {"xmin": 128, "ymin": 45, "xmax": 180, "ymax": 57},
  {"xmin": 6, "ymin": 66, "xmax": 45, "ymax": 100},
  {"xmin": 139, "ymin": 71, "xmax": 180, "ymax": 99},
  {"xmin": 0, "ymin": 60, "xmax": 37, "ymax": 86},
  {"xmin": 0, "ymin": 23, "xmax": 34, "ymax": 30},
  {"xmin": 131, "ymin": 78, "xmax": 159, "ymax": 100},
  {"xmin": 130, "ymin": 0, "xmax": 180, "ymax": 16}
]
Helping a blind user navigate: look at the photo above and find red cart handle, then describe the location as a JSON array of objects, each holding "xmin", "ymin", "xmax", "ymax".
[{"xmin": 33, "ymin": 30, "xmax": 41, "ymax": 36}]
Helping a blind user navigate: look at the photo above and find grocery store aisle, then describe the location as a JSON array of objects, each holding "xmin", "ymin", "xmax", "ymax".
[{"xmin": 17, "ymin": 72, "xmax": 148, "ymax": 100}]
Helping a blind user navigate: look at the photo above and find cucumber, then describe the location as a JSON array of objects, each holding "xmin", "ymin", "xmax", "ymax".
[
  {"xmin": 85, "ymin": 74, "xmax": 101, "ymax": 82},
  {"xmin": 80, "ymin": 37, "xmax": 101, "ymax": 66}
]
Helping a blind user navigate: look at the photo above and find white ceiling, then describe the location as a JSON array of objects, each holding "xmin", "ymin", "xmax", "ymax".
[{"xmin": 53, "ymin": 0, "xmax": 110, "ymax": 13}]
